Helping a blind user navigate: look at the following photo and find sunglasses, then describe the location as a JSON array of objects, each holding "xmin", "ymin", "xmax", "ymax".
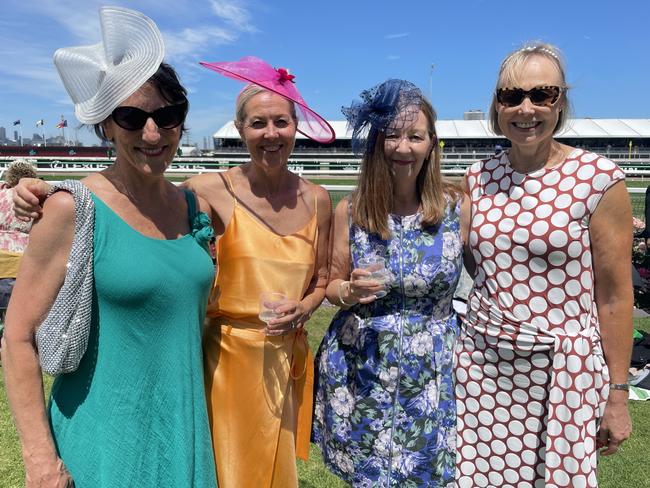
[
  {"xmin": 496, "ymin": 86, "xmax": 562, "ymax": 108},
  {"xmin": 111, "ymin": 100, "xmax": 188, "ymax": 131}
]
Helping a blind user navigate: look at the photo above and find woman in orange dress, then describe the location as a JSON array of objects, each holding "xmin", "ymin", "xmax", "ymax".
[{"xmin": 188, "ymin": 57, "xmax": 334, "ymax": 487}]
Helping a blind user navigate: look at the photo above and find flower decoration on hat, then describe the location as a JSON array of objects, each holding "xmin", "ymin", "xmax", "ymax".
[{"xmin": 276, "ymin": 68, "xmax": 295, "ymax": 84}]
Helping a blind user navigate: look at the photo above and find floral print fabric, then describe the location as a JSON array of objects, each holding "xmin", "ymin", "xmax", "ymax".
[
  {"xmin": 313, "ymin": 202, "xmax": 462, "ymax": 487},
  {"xmin": 0, "ymin": 186, "xmax": 32, "ymax": 253}
]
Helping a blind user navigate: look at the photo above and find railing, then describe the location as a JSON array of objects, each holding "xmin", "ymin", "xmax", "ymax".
[{"xmin": 2, "ymin": 156, "xmax": 650, "ymax": 182}]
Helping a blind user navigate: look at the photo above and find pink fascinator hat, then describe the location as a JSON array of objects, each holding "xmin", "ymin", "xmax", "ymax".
[{"xmin": 200, "ymin": 56, "xmax": 335, "ymax": 144}]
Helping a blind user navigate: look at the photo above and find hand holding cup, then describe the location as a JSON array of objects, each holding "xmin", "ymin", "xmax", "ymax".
[
  {"xmin": 346, "ymin": 255, "xmax": 389, "ymax": 304},
  {"xmin": 259, "ymin": 292, "xmax": 304, "ymax": 336}
]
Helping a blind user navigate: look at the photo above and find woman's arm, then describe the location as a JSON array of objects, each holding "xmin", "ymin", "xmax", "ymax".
[
  {"xmin": 459, "ymin": 177, "xmax": 475, "ymax": 276},
  {"xmin": 195, "ymin": 194, "xmax": 212, "ymax": 217},
  {"xmin": 1, "ymin": 192, "xmax": 76, "ymax": 486},
  {"xmin": 590, "ymin": 180, "xmax": 633, "ymax": 455},
  {"xmin": 182, "ymin": 173, "xmax": 233, "ymax": 237},
  {"xmin": 325, "ymin": 197, "xmax": 384, "ymax": 309},
  {"xmin": 11, "ymin": 178, "xmax": 52, "ymax": 221},
  {"xmin": 298, "ymin": 185, "xmax": 332, "ymax": 318},
  {"xmin": 268, "ymin": 185, "xmax": 332, "ymax": 334}
]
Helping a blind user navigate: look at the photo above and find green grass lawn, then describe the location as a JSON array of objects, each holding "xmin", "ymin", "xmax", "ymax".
[
  {"xmin": 626, "ymin": 180, "xmax": 650, "ymax": 188},
  {"xmin": 1, "ymin": 309, "xmax": 649, "ymax": 487}
]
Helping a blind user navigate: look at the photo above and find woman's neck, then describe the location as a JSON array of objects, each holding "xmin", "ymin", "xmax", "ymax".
[
  {"xmin": 508, "ymin": 139, "xmax": 568, "ymax": 173},
  {"xmin": 392, "ymin": 182, "xmax": 420, "ymax": 216},
  {"xmin": 102, "ymin": 160, "xmax": 170, "ymax": 203},
  {"xmin": 242, "ymin": 162, "xmax": 291, "ymax": 198}
]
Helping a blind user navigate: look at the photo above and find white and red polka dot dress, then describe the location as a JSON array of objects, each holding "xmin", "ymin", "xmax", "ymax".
[{"xmin": 455, "ymin": 149, "xmax": 625, "ymax": 488}]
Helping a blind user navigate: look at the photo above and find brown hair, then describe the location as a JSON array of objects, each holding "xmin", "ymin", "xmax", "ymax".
[
  {"xmin": 351, "ymin": 99, "xmax": 461, "ymax": 239},
  {"xmin": 489, "ymin": 42, "xmax": 571, "ymax": 136}
]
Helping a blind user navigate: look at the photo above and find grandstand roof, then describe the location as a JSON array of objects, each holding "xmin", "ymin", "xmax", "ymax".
[{"xmin": 213, "ymin": 118, "xmax": 650, "ymax": 140}]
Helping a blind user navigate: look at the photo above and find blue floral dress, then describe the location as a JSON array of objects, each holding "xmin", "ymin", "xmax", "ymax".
[{"xmin": 313, "ymin": 201, "xmax": 462, "ymax": 487}]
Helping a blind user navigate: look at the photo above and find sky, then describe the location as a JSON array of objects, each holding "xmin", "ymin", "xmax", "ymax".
[{"xmin": 1, "ymin": 0, "xmax": 649, "ymax": 147}]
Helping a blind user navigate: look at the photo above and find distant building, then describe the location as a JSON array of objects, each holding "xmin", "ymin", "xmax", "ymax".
[
  {"xmin": 178, "ymin": 145, "xmax": 199, "ymax": 156},
  {"xmin": 45, "ymin": 135, "xmax": 66, "ymax": 146},
  {"xmin": 212, "ymin": 118, "xmax": 650, "ymax": 156},
  {"xmin": 463, "ymin": 110, "xmax": 485, "ymax": 120},
  {"xmin": 0, "ymin": 127, "xmax": 6, "ymax": 142}
]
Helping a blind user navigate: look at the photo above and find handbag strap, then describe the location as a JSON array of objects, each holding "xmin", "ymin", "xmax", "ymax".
[{"xmin": 47, "ymin": 179, "xmax": 94, "ymax": 211}]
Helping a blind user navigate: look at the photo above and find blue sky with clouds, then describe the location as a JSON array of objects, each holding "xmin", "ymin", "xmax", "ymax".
[{"xmin": 1, "ymin": 0, "xmax": 648, "ymax": 146}]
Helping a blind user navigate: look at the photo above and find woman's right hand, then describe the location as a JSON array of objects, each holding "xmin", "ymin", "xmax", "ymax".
[
  {"xmin": 25, "ymin": 456, "xmax": 74, "ymax": 487},
  {"xmin": 13, "ymin": 177, "xmax": 52, "ymax": 221},
  {"xmin": 346, "ymin": 268, "xmax": 386, "ymax": 305}
]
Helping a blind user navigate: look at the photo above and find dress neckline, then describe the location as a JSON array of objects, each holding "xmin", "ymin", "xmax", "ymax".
[
  {"xmin": 232, "ymin": 202, "xmax": 317, "ymax": 238},
  {"xmin": 92, "ymin": 193, "xmax": 192, "ymax": 242},
  {"xmin": 503, "ymin": 148, "xmax": 582, "ymax": 177}
]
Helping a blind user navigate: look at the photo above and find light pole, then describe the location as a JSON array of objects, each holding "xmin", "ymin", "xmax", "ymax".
[{"xmin": 429, "ymin": 64, "xmax": 435, "ymax": 101}]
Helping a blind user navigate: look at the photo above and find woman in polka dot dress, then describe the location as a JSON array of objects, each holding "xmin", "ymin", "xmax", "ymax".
[{"xmin": 455, "ymin": 42, "xmax": 633, "ymax": 488}]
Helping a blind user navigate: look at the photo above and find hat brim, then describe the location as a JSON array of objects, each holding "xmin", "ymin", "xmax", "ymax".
[{"xmin": 200, "ymin": 59, "xmax": 335, "ymax": 144}]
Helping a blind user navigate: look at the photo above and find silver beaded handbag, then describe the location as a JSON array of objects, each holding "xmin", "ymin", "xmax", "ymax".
[{"xmin": 35, "ymin": 180, "xmax": 94, "ymax": 375}]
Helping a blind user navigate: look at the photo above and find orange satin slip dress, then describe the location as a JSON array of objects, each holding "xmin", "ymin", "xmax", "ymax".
[{"xmin": 203, "ymin": 174, "xmax": 315, "ymax": 488}]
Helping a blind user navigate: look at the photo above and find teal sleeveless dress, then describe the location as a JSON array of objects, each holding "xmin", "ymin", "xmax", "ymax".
[{"xmin": 48, "ymin": 190, "xmax": 217, "ymax": 487}]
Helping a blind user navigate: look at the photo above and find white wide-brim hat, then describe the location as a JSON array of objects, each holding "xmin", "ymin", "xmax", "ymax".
[{"xmin": 53, "ymin": 6, "xmax": 165, "ymax": 125}]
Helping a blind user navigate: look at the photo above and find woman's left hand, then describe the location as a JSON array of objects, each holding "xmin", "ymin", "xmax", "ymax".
[
  {"xmin": 265, "ymin": 299, "xmax": 308, "ymax": 336},
  {"xmin": 597, "ymin": 393, "xmax": 632, "ymax": 455}
]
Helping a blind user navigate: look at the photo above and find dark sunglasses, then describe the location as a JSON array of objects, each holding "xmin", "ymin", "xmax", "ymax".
[
  {"xmin": 496, "ymin": 86, "xmax": 562, "ymax": 108},
  {"xmin": 111, "ymin": 100, "xmax": 188, "ymax": 131}
]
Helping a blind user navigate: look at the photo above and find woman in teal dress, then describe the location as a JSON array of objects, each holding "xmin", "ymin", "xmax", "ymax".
[
  {"xmin": 1, "ymin": 8, "xmax": 217, "ymax": 487},
  {"xmin": 313, "ymin": 80, "xmax": 469, "ymax": 487}
]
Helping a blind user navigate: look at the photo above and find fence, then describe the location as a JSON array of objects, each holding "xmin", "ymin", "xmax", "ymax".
[
  {"xmin": 2, "ymin": 155, "xmax": 650, "ymax": 177},
  {"xmin": 2, "ymin": 158, "xmax": 647, "ymax": 217}
]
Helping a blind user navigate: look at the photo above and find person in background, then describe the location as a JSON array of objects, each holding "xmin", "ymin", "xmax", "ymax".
[
  {"xmin": 2, "ymin": 7, "xmax": 217, "ymax": 487},
  {"xmin": 313, "ymin": 79, "xmax": 469, "ymax": 487},
  {"xmin": 0, "ymin": 159, "xmax": 38, "ymax": 322},
  {"xmin": 456, "ymin": 42, "xmax": 632, "ymax": 487}
]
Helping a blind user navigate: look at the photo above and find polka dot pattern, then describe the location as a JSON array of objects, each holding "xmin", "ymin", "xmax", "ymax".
[{"xmin": 456, "ymin": 150, "xmax": 625, "ymax": 488}]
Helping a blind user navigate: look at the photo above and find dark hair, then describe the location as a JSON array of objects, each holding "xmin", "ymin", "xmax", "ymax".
[{"xmin": 93, "ymin": 62, "xmax": 188, "ymax": 142}]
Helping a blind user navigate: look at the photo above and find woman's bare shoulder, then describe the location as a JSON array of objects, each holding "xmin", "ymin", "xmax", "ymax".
[{"xmin": 185, "ymin": 172, "xmax": 228, "ymax": 193}]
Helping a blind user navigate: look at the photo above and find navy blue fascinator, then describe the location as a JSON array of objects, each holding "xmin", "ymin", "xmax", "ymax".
[{"xmin": 342, "ymin": 79, "xmax": 425, "ymax": 156}]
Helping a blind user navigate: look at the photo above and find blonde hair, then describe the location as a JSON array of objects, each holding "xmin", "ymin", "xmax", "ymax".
[
  {"xmin": 5, "ymin": 159, "xmax": 37, "ymax": 188},
  {"xmin": 489, "ymin": 42, "xmax": 571, "ymax": 135},
  {"xmin": 352, "ymin": 99, "xmax": 461, "ymax": 240},
  {"xmin": 234, "ymin": 84, "xmax": 297, "ymax": 129}
]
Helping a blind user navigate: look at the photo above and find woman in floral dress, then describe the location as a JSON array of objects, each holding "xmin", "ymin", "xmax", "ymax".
[{"xmin": 313, "ymin": 79, "xmax": 469, "ymax": 487}]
